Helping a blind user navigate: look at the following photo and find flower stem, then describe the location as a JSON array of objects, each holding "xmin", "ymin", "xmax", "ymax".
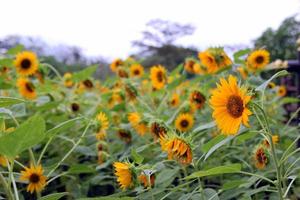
[{"xmin": 0, "ymin": 172, "xmax": 14, "ymax": 200}]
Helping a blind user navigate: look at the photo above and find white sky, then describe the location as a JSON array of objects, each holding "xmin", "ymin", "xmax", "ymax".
[{"xmin": 0, "ymin": 0, "xmax": 299, "ymax": 60}]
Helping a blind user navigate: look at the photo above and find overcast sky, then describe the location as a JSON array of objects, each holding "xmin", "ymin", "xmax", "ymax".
[{"xmin": 0, "ymin": 0, "xmax": 299, "ymax": 60}]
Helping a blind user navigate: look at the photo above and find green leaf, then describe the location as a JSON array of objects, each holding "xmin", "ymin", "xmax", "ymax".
[
  {"xmin": 0, "ymin": 58, "xmax": 13, "ymax": 67},
  {"xmin": 233, "ymin": 49, "xmax": 251, "ymax": 64},
  {"xmin": 78, "ymin": 197, "xmax": 133, "ymax": 200},
  {"xmin": 46, "ymin": 117, "xmax": 83, "ymax": 137},
  {"xmin": 202, "ymin": 135, "xmax": 226, "ymax": 153},
  {"xmin": 0, "ymin": 97, "xmax": 25, "ymax": 108},
  {"xmin": 156, "ymin": 168, "xmax": 179, "ymax": 185},
  {"xmin": 235, "ymin": 131, "xmax": 257, "ymax": 145},
  {"xmin": 192, "ymin": 122, "xmax": 215, "ymax": 134},
  {"xmin": 185, "ymin": 164, "xmax": 242, "ymax": 179},
  {"xmin": 68, "ymin": 164, "xmax": 96, "ymax": 174},
  {"xmin": 71, "ymin": 64, "xmax": 98, "ymax": 82},
  {"xmin": 6, "ymin": 45, "xmax": 24, "ymax": 55},
  {"xmin": 222, "ymin": 180, "xmax": 247, "ymax": 190},
  {"xmin": 203, "ymin": 188, "xmax": 219, "ymax": 200},
  {"xmin": 280, "ymin": 97, "xmax": 300, "ymax": 104},
  {"xmin": 204, "ymin": 136, "xmax": 234, "ymax": 160},
  {"xmin": 0, "ymin": 115, "xmax": 45, "ymax": 158},
  {"xmin": 131, "ymin": 148, "xmax": 144, "ymax": 164},
  {"xmin": 40, "ymin": 192, "xmax": 69, "ymax": 200},
  {"xmin": 255, "ymin": 70, "xmax": 288, "ymax": 92}
]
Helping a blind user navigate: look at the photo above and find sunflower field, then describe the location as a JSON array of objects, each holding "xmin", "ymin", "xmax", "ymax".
[{"xmin": 0, "ymin": 45, "xmax": 299, "ymax": 200}]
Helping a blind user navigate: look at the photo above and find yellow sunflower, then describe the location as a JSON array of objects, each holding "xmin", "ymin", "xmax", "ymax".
[
  {"xmin": 110, "ymin": 58, "xmax": 124, "ymax": 72},
  {"xmin": 277, "ymin": 86, "xmax": 287, "ymax": 97},
  {"xmin": 96, "ymin": 112, "xmax": 109, "ymax": 131},
  {"xmin": 184, "ymin": 60, "xmax": 203, "ymax": 74},
  {"xmin": 209, "ymin": 75, "xmax": 252, "ymax": 135},
  {"xmin": 198, "ymin": 51, "xmax": 218, "ymax": 73},
  {"xmin": 237, "ymin": 67, "xmax": 248, "ymax": 80},
  {"xmin": 113, "ymin": 162, "xmax": 133, "ymax": 190},
  {"xmin": 189, "ymin": 90, "xmax": 206, "ymax": 110},
  {"xmin": 133, "ymin": 123, "xmax": 148, "ymax": 136},
  {"xmin": 14, "ymin": 51, "xmax": 39, "ymax": 76},
  {"xmin": 161, "ymin": 137, "xmax": 193, "ymax": 165},
  {"xmin": 150, "ymin": 122, "xmax": 167, "ymax": 140},
  {"xmin": 139, "ymin": 173, "xmax": 155, "ymax": 188},
  {"xmin": 150, "ymin": 65, "xmax": 167, "ymax": 90},
  {"xmin": 96, "ymin": 129, "xmax": 107, "ymax": 140},
  {"xmin": 253, "ymin": 146, "xmax": 268, "ymax": 169},
  {"xmin": 169, "ymin": 93, "xmax": 180, "ymax": 107},
  {"xmin": 267, "ymin": 82, "xmax": 276, "ymax": 89},
  {"xmin": 130, "ymin": 64, "xmax": 144, "ymax": 78},
  {"xmin": 63, "ymin": 73, "xmax": 73, "ymax": 87},
  {"xmin": 247, "ymin": 49, "xmax": 270, "ymax": 71},
  {"xmin": 199, "ymin": 49, "xmax": 232, "ymax": 74},
  {"xmin": 128, "ymin": 112, "xmax": 141, "ymax": 126},
  {"xmin": 117, "ymin": 129, "xmax": 132, "ymax": 143},
  {"xmin": 20, "ymin": 164, "xmax": 47, "ymax": 193},
  {"xmin": 16, "ymin": 78, "xmax": 37, "ymax": 100},
  {"xmin": 175, "ymin": 113, "xmax": 194, "ymax": 132},
  {"xmin": 0, "ymin": 156, "xmax": 7, "ymax": 167}
]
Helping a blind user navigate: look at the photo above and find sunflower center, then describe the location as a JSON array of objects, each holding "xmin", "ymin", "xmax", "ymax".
[
  {"xmin": 83, "ymin": 79, "xmax": 93, "ymax": 88},
  {"xmin": 226, "ymin": 95, "xmax": 244, "ymax": 118},
  {"xmin": 25, "ymin": 82, "xmax": 35, "ymax": 93},
  {"xmin": 29, "ymin": 173, "xmax": 40, "ymax": 183},
  {"xmin": 21, "ymin": 59, "xmax": 31, "ymax": 69},
  {"xmin": 256, "ymin": 149, "xmax": 267, "ymax": 164},
  {"xmin": 156, "ymin": 71, "xmax": 164, "ymax": 82},
  {"xmin": 134, "ymin": 69, "xmax": 140, "ymax": 75},
  {"xmin": 255, "ymin": 56, "xmax": 264, "ymax": 64},
  {"xmin": 180, "ymin": 120, "xmax": 189, "ymax": 128},
  {"xmin": 71, "ymin": 103, "xmax": 80, "ymax": 112}
]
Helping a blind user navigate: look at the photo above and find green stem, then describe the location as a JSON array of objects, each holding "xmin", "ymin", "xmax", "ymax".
[
  {"xmin": 0, "ymin": 172, "xmax": 14, "ymax": 200},
  {"xmin": 37, "ymin": 137, "xmax": 53, "ymax": 164},
  {"xmin": 47, "ymin": 121, "xmax": 91, "ymax": 177},
  {"xmin": 7, "ymin": 161, "xmax": 19, "ymax": 200},
  {"xmin": 42, "ymin": 63, "xmax": 63, "ymax": 80}
]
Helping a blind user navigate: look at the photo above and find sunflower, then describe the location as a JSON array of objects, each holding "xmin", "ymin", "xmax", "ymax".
[
  {"xmin": 16, "ymin": 78, "xmax": 37, "ymax": 100},
  {"xmin": 267, "ymin": 82, "xmax": 276, "ymax": 89},
  {"xmin": 169, "ymin": 93, "xmax": 180, "ymax": 107},
  {"xmin": 134, "ymin": 123, "xmax": 148, "ymax": 136},
  {"xmin": 184, "ymin": 60, "xmax": 202, "ymax": 74},
  {"xmin": 117, "ymin": 129, "xmax": 132, "ymax": 143},
  {"xmin": 20, "ymin": 164, "xmax": 47, "ymax": 193},
  {"xmin": 161, "ymin": 137, "xmax": 193, "ymax": 165},
  {"xmin": 14, "ymin": 51, "xmax": 38, "ymax": 76},
  {"xmin": 82, "ymin": 79, "xmax": 94, "ymax": 89},
  {"xmin": 263, "ymin": 135, "xmax": 279, "ymax": 148},
  {"xmin": 96, "ymin": 112, "xmax": 109, "ymax": 131},
  {"xmin": 130, "ymin": 64, "xmax": 144, "ymax": 78},
  {"xmin": 128, "ymin": 112, "xmax": 141, "ymax": 126},
  {"xmin": 63, "ymin": 73, "xmax": 73, "ymax": 87},
  {"xmin": 71, "ymin": 103, "xmax": 80, "ymax": 112},
  {"xmin": 96, "ymin": 129, "xmax": 107, "ymax": 140},
  {"xmin": 117, "ymin": 68, "xmax": 129, "ymax": 78},
  {"xmin": 209, "ymin": 75, "xmax": 252, "ymax": 135},
  {"xmin": 139, "ymin": 173, "xmax": 155, "ymax": 188},
  {"xmin": 125, "ymin": 85, "xmax": 137, "ymax": 102},
  {"xmin": 237, "ymin": 67, "xmax": 248, "ymax": 80},
  {"xmin": 113, "ymin": 162, "xmax": 133, "ymax": 190},
  {"xmin": 247, "ymin": 49, "xmax": 270, "ymax": 71},
  {"xmin": 277, "ymin": 86, "xmax": 287, "ymax": 97},
  {"xmin": 0, "ymin": 156, "xmax": 7, "ymax": 167},
  {"xmin": 175, "ymin": 113, "xmax": 194, "ymax": 132},
  {"xmin": 150, "ymin": 65, "xmax": 167, "ymax": 90},
  {"xmin": 199, "ymin": 49, "xmax": 232, "ymax": 73},
  {"xmin": 253, "ymin": 147, "xmax": 268, "ymax": 169},
  {"xmin": 97, "ymin": 151, "xmax": 108, "ymax": 165},
  {"xmin": 189, "ymin": 90, "xmax": 206, "ymax": 110},
  {"xmin": 150, "ymin": 122, "xmax": 167, "ymax": 140},
  {"xmin": 110, "ymin": 58, "xmax": 124, "ymax": 72}
]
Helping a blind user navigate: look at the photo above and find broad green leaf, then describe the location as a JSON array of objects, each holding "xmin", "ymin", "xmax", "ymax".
[
  {"xmin": 71, "ymin": 64, "xmax": 98, "ymax": 82},
  {"xmin": 185, "ymin": 164, "xmax": 242, "ymax": 179},
  {"xmin": 203, "ymin": 188, "xmax": 219, "ymax": 200},
  {"xmin": 7, "ymin": 45, "xmax": 24, "ymax": 55},
  {"xmin": 167, "ymin": 74, "xmax": 186, "ymax": 90},
  {"xmin": 222, "ymin": 180, "xmax": 247, "ymax": 190},
  {"xmin": 0, "ymin": 97, "xmax": 25, "ymax": 108},
  {"xmin": 204, "ymin": 136, "xmax": 234, "ymax": 160},
  {"xmin": 235, "ymin": 131, "xmax": 257, "ymax": 145},
  {"xmin": 0, "ymin": 58, "xmax": 13, "ymax": 67},
  {"xmin": 78, "ymin": 197, "xmax": 133, "ymax": 200},
  {"xmin": 202, "ymin": 135, "xmax": 226, "ymax": 152},
  {"xmin": 0, "ymin": 115, "xmax": 45, "ymax": 158},
  {"xmin": 68, "ymin": 164, "xmax": 96, "ymax": 174},
  {"xmin": 131, "ymin": 148, "xmax": 144, "ymax": 164},
  {"xmin": 156, "ymin": 168, "xmax": 179, "ymax": 185},
  {"xmin": 40, "ymin": 192, "xmax": 69, "ymax": 200},
  {"xmin": 233, "ymin": 49, "xmax": 251, "ymax": 64},
  {"xmin": 255, "ymin": 70, "xmax": 288, "ymax": 92},
  {"xmin": 46, "ymin": 117, "xmax": 83, "ymax": 137},
  {"xmin": 170, "ymin": 63, "xmax": 183, "ymax": 76},
  {"xmin": 192, "ymin": 121, "xmax": 215, "ymax": 134}
]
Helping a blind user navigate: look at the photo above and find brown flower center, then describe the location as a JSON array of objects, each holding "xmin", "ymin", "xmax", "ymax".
[
  {"xmin": 180, "ymin": 120, "xmax": 189, "ymax": 128},
  {"xmin": 156, "ymin": 71, "xmax": 164, "ymax": 82},
  {"xmin": 21, "ymin": 59, "xmax": 31, "ymax": 69},
  {"xmin": 25, "ymin": 82, "xmax": 35, "ymax": 93},
  {"xmin": 71, "ymin": 103, "xmax": 80, "ymax": 112},
  {"xmin": 133, "ymin": 69, "xmax": 140, "ymax": 75},
  {"xmin": 255, "ymin": 56, "xmax": 264, "ymax": 64},
  {"xmin": 29, "ymin": 173, "xmax": 40, "ymax": 183},
  {"xmin": 256, "ymin": 149, "xmax": 267, "ymax": 164},
  {"xmin": 83, "ymin": 79, "xmax": 93, "ymax": 88},
  {"xmin": 226, "ymin": 95, "xmax": 244, "ymax": 118}
]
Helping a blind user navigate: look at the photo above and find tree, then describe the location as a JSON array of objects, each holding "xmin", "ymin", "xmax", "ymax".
[
  {"xmin": 132, "ymin": 19, "xmax": 198, "ymax": 69},
  {"xmin": 254, "ymin": 16, "xmax": 300, "ymax": 60}
]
